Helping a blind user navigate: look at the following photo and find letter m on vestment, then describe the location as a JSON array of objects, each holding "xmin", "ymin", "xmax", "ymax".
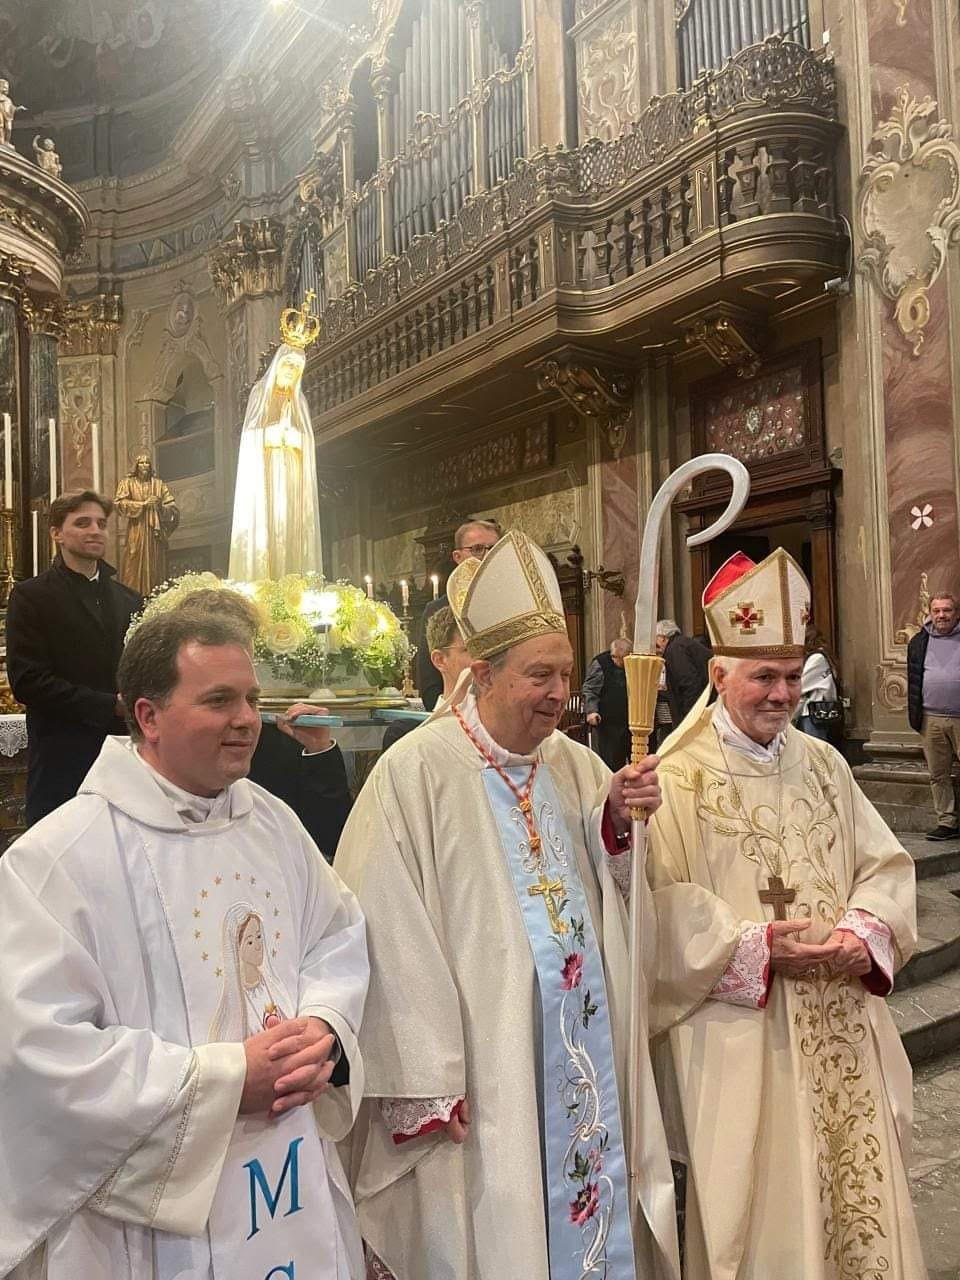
[{"xmin": 245, "ymin": 1137, "xmax": 304, "ymax": 1240}]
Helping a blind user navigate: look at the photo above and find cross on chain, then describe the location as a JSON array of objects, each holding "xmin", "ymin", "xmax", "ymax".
[
  {"xmin": 759, "ymin": 874, "xmax": 796, "ymax": 920},
  {"xmin": 527, "ymin": 873, "xmax": 568, "ymax": 937}
]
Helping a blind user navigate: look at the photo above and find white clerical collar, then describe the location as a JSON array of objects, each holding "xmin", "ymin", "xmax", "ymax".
[
  {"xmin": 132, "ymin": 745, "xmax": 233, "ymax": 825},
  {"xmin": 461, "ymin": 687, "xmax": 539, "ymax": 767},
  {"xmin": 712, "ymin": 699, "xmax": 786, "ymax": 765}
]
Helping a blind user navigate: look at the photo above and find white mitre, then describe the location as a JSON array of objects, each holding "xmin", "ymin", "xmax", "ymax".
[
  {"xmin": 703, "ymin": 547, "xmax": 809, "ymax": 659},
  {"xmin": 447, "ymin": 530, "xmax": 567, "ymax": 660}
]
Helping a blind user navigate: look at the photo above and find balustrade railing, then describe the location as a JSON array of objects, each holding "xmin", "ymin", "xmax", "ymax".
[{"xmin": 307, "ymin": 39, "xmax": 839, "ymax": 417}]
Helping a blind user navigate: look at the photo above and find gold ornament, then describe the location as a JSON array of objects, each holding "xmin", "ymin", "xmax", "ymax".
[{"xmin": 279, "ymin": 289, "xmax": 321, "ymax": 350}]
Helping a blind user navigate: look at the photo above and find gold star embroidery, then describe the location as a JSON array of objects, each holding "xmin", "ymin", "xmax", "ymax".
[
  {"xmin": 275, "ymin": 930, "xmax": 281, "ymax": 940},
  {"xmin": 194, "ymin": 930, "xmax": 201, "ymax": 940},
  {"xmin": 274, "ymin": 907, "xmax": 280, "ymax": 917},
  {"xmin": 202, "ymin": 952, "xmax": 209, "ymax": 962},
  {"xmin": 215, "ymin": 966, "xmax": 223, "ymax": 977},
  {"xmin": 235, "ymin": 872, "xmax": 241, "ymax": 881},
  {"xmin": 271, "ymin": 948, "xmax": 277, "ymax": 957},
  {"xmin": 265, "ymin": 890, "xmax": 271, "ymax": 899},
  {"xmin": 200, "ymin": 889, "xmax": 208, "ymax": 899},
  {"xmin": 193, "ymin": 908, "xmax": 200, "ymax": 919},
  {"xmin": 214, "ymin": 875, "xmax": 222, "ymax": 885}
]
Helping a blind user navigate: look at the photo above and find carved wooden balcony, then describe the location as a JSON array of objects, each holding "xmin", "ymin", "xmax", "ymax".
[{"xmin": 304, "ymin": 38, "xmax": 844, "ymax": 441}]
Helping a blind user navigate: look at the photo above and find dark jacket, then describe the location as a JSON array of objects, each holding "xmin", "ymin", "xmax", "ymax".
[
  {"xmin": 249, "ymin": 726, "xmax": 353, "ymax": 863},
  {"xmin": 6, "ymin": 555, "xmax": 143, "ymax": 824},
  {"xmin": 907, "ymin": 627, "xmax": 930, "ymax": 733},
  {"xmin": 381, "ymin": 717, "xmax": 420, "ymax": 752},
  {"xmin": 415, "ymin": 595, "xmax": 447, "ymax": 711},
  {"xmin": 663, "ymin": 633, "xmax": 712, "ymax": 724}
]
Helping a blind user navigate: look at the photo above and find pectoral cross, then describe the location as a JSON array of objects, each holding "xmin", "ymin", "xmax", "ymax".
[
  {"xmin": 759, "ymin": 874, "xmax": 796, "ymax": 920},
  {"xmin": 528, "ymin": 873, "xmax": 568, "ymax": 937}
]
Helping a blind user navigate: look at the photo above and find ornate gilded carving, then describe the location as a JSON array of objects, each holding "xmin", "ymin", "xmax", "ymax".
[
  {"xmin": 59, "ymin": 292, "xmax": 123, "ymax": 357},
  {"xmin": 297, "ymin": 147, "xmax": 344, "ymax": 230},
  {"xmin": 0, "ymin": 253, "xmax": 30, "ymax": 303},
  {"xmin": 577, "ymin": 13, "xmax": 640, "ymax": 143},
  {"xmin": 536, "ymin": 355, "xmax": 634, "ymax": 459},
  {"xmin": 59, "ymin": 356, "xmax": 102, "ymax": 482},
  {"xmin": 682, "ymin": 313, "xmax": 762, "ymax": 377},
  {"xmin": 22, "ymin": 293, "xmax": 66, "ymax": 340},
  {"xmin": 209, "ymin": 217, "xmax": 286, "ymax": 307},
  {"xmin": 858, "ymin": 88, "xmax": 960, "ymax": 356}
]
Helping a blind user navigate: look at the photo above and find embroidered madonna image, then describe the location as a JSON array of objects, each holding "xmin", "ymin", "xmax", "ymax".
[{"xmin": 209, "ymin": 901, "xmax": 290, "ymax": 1040}]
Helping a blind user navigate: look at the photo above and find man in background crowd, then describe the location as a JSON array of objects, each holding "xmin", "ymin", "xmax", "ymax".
[
  {"xmin": 415, "ymin": 519, "xmax": 500, "ymax": 710},
  {"xmin": 6, "ymin": 491, "xmax": 143, "ymax": 824},
  {"xmin": 382, "ymin": 605, "xmax": 472, "ymax": 751},
  {"xmin": 582, "ymin": 636, "xmax": 631, "ymax": 770},
  {"xmin": 655, "ymin": 618, "xmax": 711, "ymax": 732},
  {"xmin": 908, "ymin": 591, "xmax": 960, "ymax": 841}
]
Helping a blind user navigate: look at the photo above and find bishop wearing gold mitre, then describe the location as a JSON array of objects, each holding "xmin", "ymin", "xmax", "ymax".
[
  {"xmin": 336, "ymin": 531, "xmax": 680, "ymax": 1280},
  {"xmin": 647, "ymin": 547, "xmax": 926, "ymax": 1280}
]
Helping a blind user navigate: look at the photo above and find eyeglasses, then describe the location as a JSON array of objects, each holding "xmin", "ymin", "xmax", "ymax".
[{"xmin": 460, "ymin": 543, "xmax": 495, "ymax": 558}]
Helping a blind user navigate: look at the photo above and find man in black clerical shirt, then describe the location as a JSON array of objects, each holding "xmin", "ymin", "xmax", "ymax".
[
  {"xmin": 6, "ymin": 491, "xmax": 143, "ymax": 824},
  {"xmin": 415, "ymin": 518, "xmax": 501, "ymax": 710}
]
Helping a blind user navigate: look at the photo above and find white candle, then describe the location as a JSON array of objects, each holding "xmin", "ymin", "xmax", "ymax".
[
  {"xmin": 364, "ymin": 574, "xmax": 373, "ymax": 599},
  {"xmin": 31, "ymin": 509, "xmax": 38, "ymax": 576},
  {"xmin": 48, "ymin": 418, "xmax": 57, "ymax": 500},
  {"xmin": 430, "ymin": 572, "xmax": 439, "ymax": 600},
  {"xmin": 91, "ymin": 421, "xmax": 101, "ymax": 493},
  {"xmin": 3, "ymin": 413, "xmax": 11, "ymax": 510},
  {"xmin": 400, "ymin": 578, "xmax": 409, "ymax": 609}
]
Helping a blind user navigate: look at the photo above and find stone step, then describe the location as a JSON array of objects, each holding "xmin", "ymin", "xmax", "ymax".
[
  {"xmin": 900, "ymin": 881, "xmax": 960, "ymax": 988},
  {"xmin": 889, "ymin": 968, "xmax": 960, "ymax": 1065},
  {"xmin": 901, "ymin": 833, "xmax": 960, "ymax": 881}
]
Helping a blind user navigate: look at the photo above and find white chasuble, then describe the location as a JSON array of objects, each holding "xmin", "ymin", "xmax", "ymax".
[
  {"xmin": 0, "ymin": 737, "xmax": 367, "ymax": 1280},
  {"xmin": 335, "ymin": 700, "xmax": 679, "ymax": 1280},
  {"xmin": 648, "ymin": 706, "xmax": 925, "ymax": 1280}
]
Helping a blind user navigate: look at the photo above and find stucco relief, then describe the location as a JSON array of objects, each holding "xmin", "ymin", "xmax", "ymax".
[
  {"xmin": 59, "ymin": 356, "xmax": 102, "ymax": 485},
  {"xmin": 858, "ymin": 88, "xmax": 960, "ymax": 356},
  {"xmin": 485, "ymin": 485, "xmax": 580, "ymax": 552},
  {"xmin": 875, "ymin": 663, "xmax": 908, "ymax": 713},
  {"xmin": 576, "ymin": 12, "xmax": 639, "ymax": 143}
]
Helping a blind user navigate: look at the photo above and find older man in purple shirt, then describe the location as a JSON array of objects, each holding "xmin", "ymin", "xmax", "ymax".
[{"xmin": 908, "ymin": 592, "xmax": 960, "ymax": 840}]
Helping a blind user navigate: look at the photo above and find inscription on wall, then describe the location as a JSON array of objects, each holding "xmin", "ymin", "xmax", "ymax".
[{"xmin": 114, "ymin": 211, "xmax": 224, "ymax": 272}]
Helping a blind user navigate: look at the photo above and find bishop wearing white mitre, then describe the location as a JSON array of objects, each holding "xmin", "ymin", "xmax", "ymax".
[
  {"xmin": 647, "ymin": 548, "xmax": 926, "ymax": 1279},
  {"xmin": 0, "ymin": 609, "xmax": 369, "ymax": 1280},
  {"xmin": 336, "ymin": 531, "xmax": 680, "ymax": 1280}
]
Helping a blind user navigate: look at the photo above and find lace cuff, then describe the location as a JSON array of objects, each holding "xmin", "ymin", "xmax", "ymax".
[
  {"xmin": 600, "ymin": 801, "xmax": 632, "ymax": 895},
  {"xmin": 379, "ymin": 1094, "xmax": 463, "ymax": 1145},
  {"xmin": 837, "ymin": 908, "xmax": 895, "ymax": 996},
  {"xmin": 709, "ymin": 922, "xmax": 773, "ymax": 1009}
]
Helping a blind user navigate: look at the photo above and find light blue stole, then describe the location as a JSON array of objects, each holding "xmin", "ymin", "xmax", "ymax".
[{"xmin": 481, "ymin": 763, "xmax": 637, "ymax": 1280}]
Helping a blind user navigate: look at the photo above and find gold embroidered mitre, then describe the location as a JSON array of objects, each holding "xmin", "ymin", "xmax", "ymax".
[
  {"xmin": 703, "ymin": 547, "xmax": 809, "ymax": 659},
  {"xmin": 447, "ymin": 530, "xmax": 568, "ymax": 660}
]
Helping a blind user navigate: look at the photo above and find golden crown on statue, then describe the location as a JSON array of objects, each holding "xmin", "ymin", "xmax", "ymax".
[{"xmin": 279, "ymin": 290, "xmax": 321, "ymax": 350}]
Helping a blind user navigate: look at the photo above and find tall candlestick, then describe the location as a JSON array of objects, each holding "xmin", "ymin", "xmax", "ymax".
[
  {"xmin": 31, "ymin": 509, "xmax": 38, "ymax": 576},
  {"xmin": 364, "ymin": 574, "xmax": 373, "ymax": 599},
  {"xmin": 430, "ymin": 572, "xmax": 439, "ymax": 599},
  {"xmin": 3, "ymin": 412, "xmax": 11, "ymax": 510},
  {"xmin": 400, "ymin": 578, "xmax": 409, "ymax": 609},
  {"xmin": 91, "ymin": 421, "xmax": 101, "ymax": 493},
  {"xmin": 48, "ymin": 418, "xmax": 57, "ymax": 500}
]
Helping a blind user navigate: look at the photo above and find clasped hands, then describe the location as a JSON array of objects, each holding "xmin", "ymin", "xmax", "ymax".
[
  {"xmin": 240, "ymin": 1016, "xmax": 338, "ymax": 1119},
  {"xmin": 769, "ymin": 920, "xmax": 872, "ymax": 980}
]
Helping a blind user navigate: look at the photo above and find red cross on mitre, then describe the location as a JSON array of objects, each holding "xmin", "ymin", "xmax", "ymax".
[{"xmin": 729, "ymin": 601, "xmax": 764, "ymax": 635}]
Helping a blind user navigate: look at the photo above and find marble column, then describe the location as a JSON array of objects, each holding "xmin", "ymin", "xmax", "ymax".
[{"xmin": 829, "ymin": 0, "xmax": 960, "ymax": 749}]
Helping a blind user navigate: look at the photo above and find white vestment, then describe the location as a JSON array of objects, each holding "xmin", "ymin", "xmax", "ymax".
[
  {"xmin": 648, "ymin": 697, "xmax": 925, "ymax": 1280},
  {"xmin": 335, "ymin": 689, "xmax": 679, "ymax": 1280},
  {"xmin": 0, "ymin": 736, "xmax": 368, "ymax": 1280}
]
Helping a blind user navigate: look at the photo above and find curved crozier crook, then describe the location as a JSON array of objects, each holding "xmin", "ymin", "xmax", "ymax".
[{"xmin": 633, "ymin": 453, "xmax": 750, "ymax": 652}]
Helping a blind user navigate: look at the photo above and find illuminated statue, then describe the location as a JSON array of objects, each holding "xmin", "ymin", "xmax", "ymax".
[
  {"xmin": 32, "ymin": 135, "xmax": 62, "ymax": 178},
  {"xmin": 115, "ymin": 454, "xmax": 180, "ymax": 595},
  {"xmin": 0, "ymin": 81, "xmax": 25, "ymax": 148},
  {"xmin": 228, "ymin": 295, "xmax": 322, "ymax": 581}
]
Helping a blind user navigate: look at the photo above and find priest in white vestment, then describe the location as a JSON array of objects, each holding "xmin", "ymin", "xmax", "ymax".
[
  {"xmin": 335, "ymin": 531, "xmax": 680, "ymax": 1280},
  {"xmin": 0, "ymin": 610, "xmax": 369, "ymax": 1280},
  {"xmin": 647, "ymin": 548, "xmax": 926, "ymax": 1280}
]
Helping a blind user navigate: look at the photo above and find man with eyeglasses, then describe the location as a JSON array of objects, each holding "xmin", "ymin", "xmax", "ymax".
[{"xmin": 415, "ymin": 519, "xmax": 501, "ymax": 709}]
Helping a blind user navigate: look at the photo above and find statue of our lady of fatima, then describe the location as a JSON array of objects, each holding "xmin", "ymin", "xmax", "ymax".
[{"xmin": 228, "ymin": 295, "xmax": 323, "ymax": 582}]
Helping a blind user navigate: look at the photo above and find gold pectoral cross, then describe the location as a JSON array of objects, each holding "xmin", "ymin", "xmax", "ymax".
[
  {"xmin": 527, "ymin": 873, "xmax": 568, "ymax": 937},
  {"xmin": 759, "ymin": 874, "xmax": 797, "ymax": 920}
]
